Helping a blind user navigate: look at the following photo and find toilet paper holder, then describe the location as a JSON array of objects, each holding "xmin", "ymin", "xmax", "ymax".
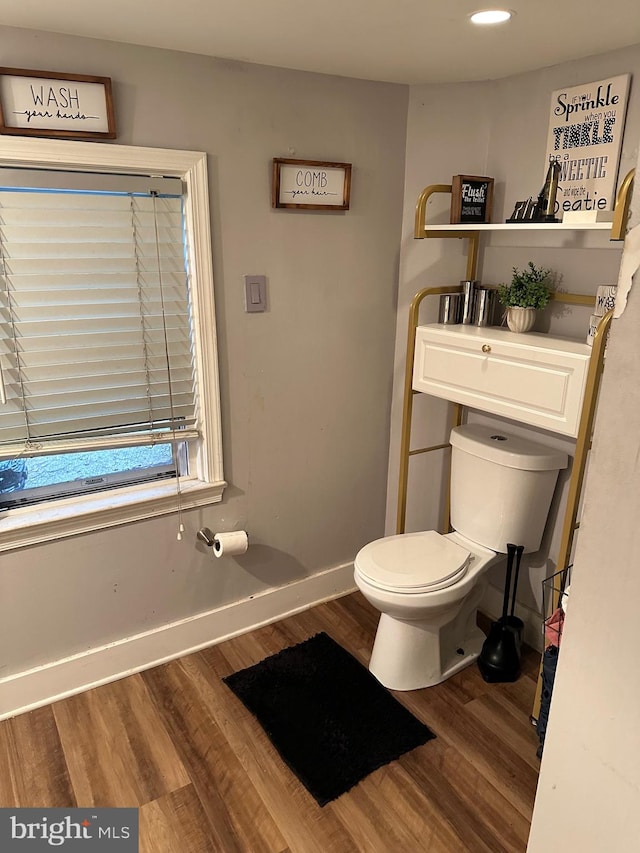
[
  {"xmin": 197, "ymin": 527, "xmax": 215, "ymax": 547},
  {"xmin": 197, "ymin": 528, "xmax": 250, "ymax": 556}
]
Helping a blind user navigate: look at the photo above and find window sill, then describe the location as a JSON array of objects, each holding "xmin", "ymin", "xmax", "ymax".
[{"xmin": 0, "ymin": 477, "xmax": 227, "ymax": 553}]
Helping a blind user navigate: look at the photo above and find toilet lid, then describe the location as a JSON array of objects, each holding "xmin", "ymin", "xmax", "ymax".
[{"xmin": 356, "ymin": 531, "xmax": 471, "ymax": 592}]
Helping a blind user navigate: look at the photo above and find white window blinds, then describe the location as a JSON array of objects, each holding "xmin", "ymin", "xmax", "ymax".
[{"xmin": 0, "ymin": 169, "xmax": 199, "ymax": 456}]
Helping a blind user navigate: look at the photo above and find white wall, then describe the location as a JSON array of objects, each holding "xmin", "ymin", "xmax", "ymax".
[
  {"xmin": 0, "ymin": 27, "xmax": 408, "ymax": 686},
  {"xmin": 390, "ymin": 45, "xmax": 640, "ymax": 642},
  {"xmin": 528, "ymin": 148, "xmax": 640, "ymax": 851}
]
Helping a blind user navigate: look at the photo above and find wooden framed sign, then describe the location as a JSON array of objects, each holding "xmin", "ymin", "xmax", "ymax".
[
  {"xmin": 272, "ymin": 158, "xmax": 352, "ymax": 210},
  {"xmin": 450, "ymin": 175, "xmax": 494, "ymax": 224},
  {"xmin": 0, "ymin": 67, "xmax": 116, "ymax": 139}
]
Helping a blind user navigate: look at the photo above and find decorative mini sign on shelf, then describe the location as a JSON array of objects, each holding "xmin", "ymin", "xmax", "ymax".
[
  {"xmin": 272, "ymin": 158, "xmax": 352, "ymax": 210},
  {"xmin": 543, "ymin": 73, "xmax": 630, "ymax": 219},
  {"xmin": 506, "ymin": 161, "xmax": 562, "ymax": 223},
  {"xmin": 450, "ymin": 175, "xmax": 494, "ymax": 224},
  {"xmin": 0, "ymin": 67, "xmax": 116, "ymax": 139}
]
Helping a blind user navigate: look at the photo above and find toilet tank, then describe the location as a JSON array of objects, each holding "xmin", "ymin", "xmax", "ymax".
[{"xmin": 449, "ymin": 424, "xmax": 568, "ymax": 554}]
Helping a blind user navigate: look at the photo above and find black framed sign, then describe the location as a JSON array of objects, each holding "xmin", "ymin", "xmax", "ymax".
[{"xmin": 450, "ymin": 175, "xmax": 494, "ymax": 224}]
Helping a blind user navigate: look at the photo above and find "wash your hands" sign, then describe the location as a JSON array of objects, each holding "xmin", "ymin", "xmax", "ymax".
[{"xmin": 0, "ymin": 67, "xmax": 116, "ymax": 139}]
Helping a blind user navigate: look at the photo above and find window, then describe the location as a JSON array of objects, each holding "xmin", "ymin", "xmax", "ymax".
[{"xmin": 0, "ymin": 139, "xmax": 224, "ymax": 551}]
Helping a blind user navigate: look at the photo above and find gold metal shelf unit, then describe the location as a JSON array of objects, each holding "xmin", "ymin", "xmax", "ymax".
[{"xmin": 398, "ymin": 171, "xmax": 634, "ymax": 715}]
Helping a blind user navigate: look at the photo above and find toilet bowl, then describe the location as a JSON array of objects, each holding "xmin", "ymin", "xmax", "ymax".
[
  {"xmin": 354, "ymin": 530, "xmax": 499, "ymax": 690},
  {"xmin": 354, "ymin": 423, "xmax": 568, "ymax": 691}
]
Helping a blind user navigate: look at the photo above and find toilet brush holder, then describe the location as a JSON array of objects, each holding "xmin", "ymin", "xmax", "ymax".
[
  {"xmin": 477, "ymin": 543, "xmax": 523, "ymax": 683},
  {"xmin": 477, "ymin": 621, "xmax": 521, "ymax": 682},
  {"xmin": 503, "ymin": 615, "xmax": 524, "ymax": 653}
]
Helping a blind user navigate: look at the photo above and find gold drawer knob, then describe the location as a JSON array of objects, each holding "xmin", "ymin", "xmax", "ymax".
[{"xmin": 481, "ymin": 344, "xmax": 492, "ymax": 353}]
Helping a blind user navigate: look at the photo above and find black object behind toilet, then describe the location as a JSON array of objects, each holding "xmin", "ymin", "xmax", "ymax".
[{"xmin": 477, "ymin": 544, "xmax": 524, "ymax": 683}]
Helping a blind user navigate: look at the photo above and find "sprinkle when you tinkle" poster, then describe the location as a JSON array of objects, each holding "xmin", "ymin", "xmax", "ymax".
[{"xmin": 544, "ymin": 74, "xmax": 630, "ymax": 216}]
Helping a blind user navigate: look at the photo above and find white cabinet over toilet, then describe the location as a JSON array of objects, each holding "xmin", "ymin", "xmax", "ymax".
[{"xmin": 413, "ymin": 325, "xmax": 591, "ymax": 438}]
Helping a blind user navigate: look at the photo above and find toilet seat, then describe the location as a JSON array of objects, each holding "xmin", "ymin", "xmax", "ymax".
[{"xmin": 355, "ymin": 530, "xmax": 471, "ymax": 594}]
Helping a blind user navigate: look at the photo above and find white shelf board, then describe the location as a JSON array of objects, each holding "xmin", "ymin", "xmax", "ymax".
[
  {"xmin": 421, "ymin": 322, "xmax": 592, "ymax": 354},
  {"xmin": 423, "ymin": 222, "xmax": 612, "ymax": 233}
]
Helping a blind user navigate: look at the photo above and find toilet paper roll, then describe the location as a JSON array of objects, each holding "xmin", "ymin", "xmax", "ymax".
[
  {"xmin": 594, "ymin": 285, "xmax": 617, "ymax": 316},
  {"xmin": 213, "ymin": 530, "xmax": 249, "ymax": 557}
]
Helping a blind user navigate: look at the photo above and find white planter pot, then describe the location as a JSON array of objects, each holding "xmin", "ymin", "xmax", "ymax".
[{"xmin": 506, "ymin": 306, "xmax": 537, "ymax": 333}]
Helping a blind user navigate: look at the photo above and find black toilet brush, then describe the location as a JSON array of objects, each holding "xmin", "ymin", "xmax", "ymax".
[
  {"xmin": 477, "ymin": 543, "xmax": 522, "ymax": 683},
  {"xmin": 506, "ymin": 544, "xmax": 525, "ymax": 650}
]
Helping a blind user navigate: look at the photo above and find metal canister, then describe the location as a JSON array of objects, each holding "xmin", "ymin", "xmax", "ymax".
[
  {"xmin": 474, "ymin": 287, "xmax": 498, "ymax": 326},
  {"xmin": 438, "ymin": 293, "xmax": 462, "ymax": 324},
  {"xmin": 460, "ymin": 280, "xmax": 479, "ymax": 325}
]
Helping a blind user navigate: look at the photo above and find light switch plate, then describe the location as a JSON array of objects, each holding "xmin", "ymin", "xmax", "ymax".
[{"xmin": 244, "ymin": 275, "xmax": 267, "ymax": 313}]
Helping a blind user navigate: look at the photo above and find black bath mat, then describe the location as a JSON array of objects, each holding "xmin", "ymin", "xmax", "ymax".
[{"xmin": 223, "ymin": 631, "xmax": 435, "ymax": 806}]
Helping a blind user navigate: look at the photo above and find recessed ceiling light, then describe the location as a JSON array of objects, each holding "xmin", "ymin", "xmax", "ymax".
[{"xmin": 470, "ymin": 9, "xmax": 512, "ymax": 25}]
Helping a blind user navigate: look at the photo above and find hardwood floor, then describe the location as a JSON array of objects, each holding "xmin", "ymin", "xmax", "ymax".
[{"xmin": 0, "ymin": 593, "xmax": 541, "ymax": 852}]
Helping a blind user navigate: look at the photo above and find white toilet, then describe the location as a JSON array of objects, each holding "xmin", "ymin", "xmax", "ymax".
[{"xmin": 354, "ymin": 423, "xmax": 568, "ymax": 691}]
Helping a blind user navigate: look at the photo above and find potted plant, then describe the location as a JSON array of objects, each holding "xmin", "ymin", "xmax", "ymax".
[{"xmin": 498, "ymin": 262, "xmax": 554, "ymax": 332}]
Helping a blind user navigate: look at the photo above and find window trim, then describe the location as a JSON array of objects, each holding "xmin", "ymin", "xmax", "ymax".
[{"xmin": 0, "ymin": 137, "xmax": 226, "ymax": 552}]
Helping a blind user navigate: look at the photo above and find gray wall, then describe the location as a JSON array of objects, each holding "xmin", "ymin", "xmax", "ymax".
[
  {"xmin": 389, "ymin": 45, "xmax": 640, "ymax": 636},
  {"xmin": 528, "ymin": 148, "xmax": 640, "ymax": 851},
  {"xmin": 0, "ymin": 27, "xmax": 408, "ymax": 677}
]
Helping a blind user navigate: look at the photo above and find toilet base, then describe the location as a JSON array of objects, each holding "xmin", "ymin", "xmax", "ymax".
[{"xmin": 368, "ymin": 582, "xmax": 486, "ymax": 691}]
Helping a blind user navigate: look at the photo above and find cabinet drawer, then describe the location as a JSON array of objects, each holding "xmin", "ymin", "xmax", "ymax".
[{"xmin": 413, "ymin": 325, "xmax": 591, "ymax": 437}]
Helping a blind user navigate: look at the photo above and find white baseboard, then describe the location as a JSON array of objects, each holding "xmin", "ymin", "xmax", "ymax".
[
  {"xmin": 481, "ymin": 583, "xmax": 544, "ymax": 653},
  {"xmin": 0, "ymin": 562, "xmax": 356, "ymax": 721}
]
